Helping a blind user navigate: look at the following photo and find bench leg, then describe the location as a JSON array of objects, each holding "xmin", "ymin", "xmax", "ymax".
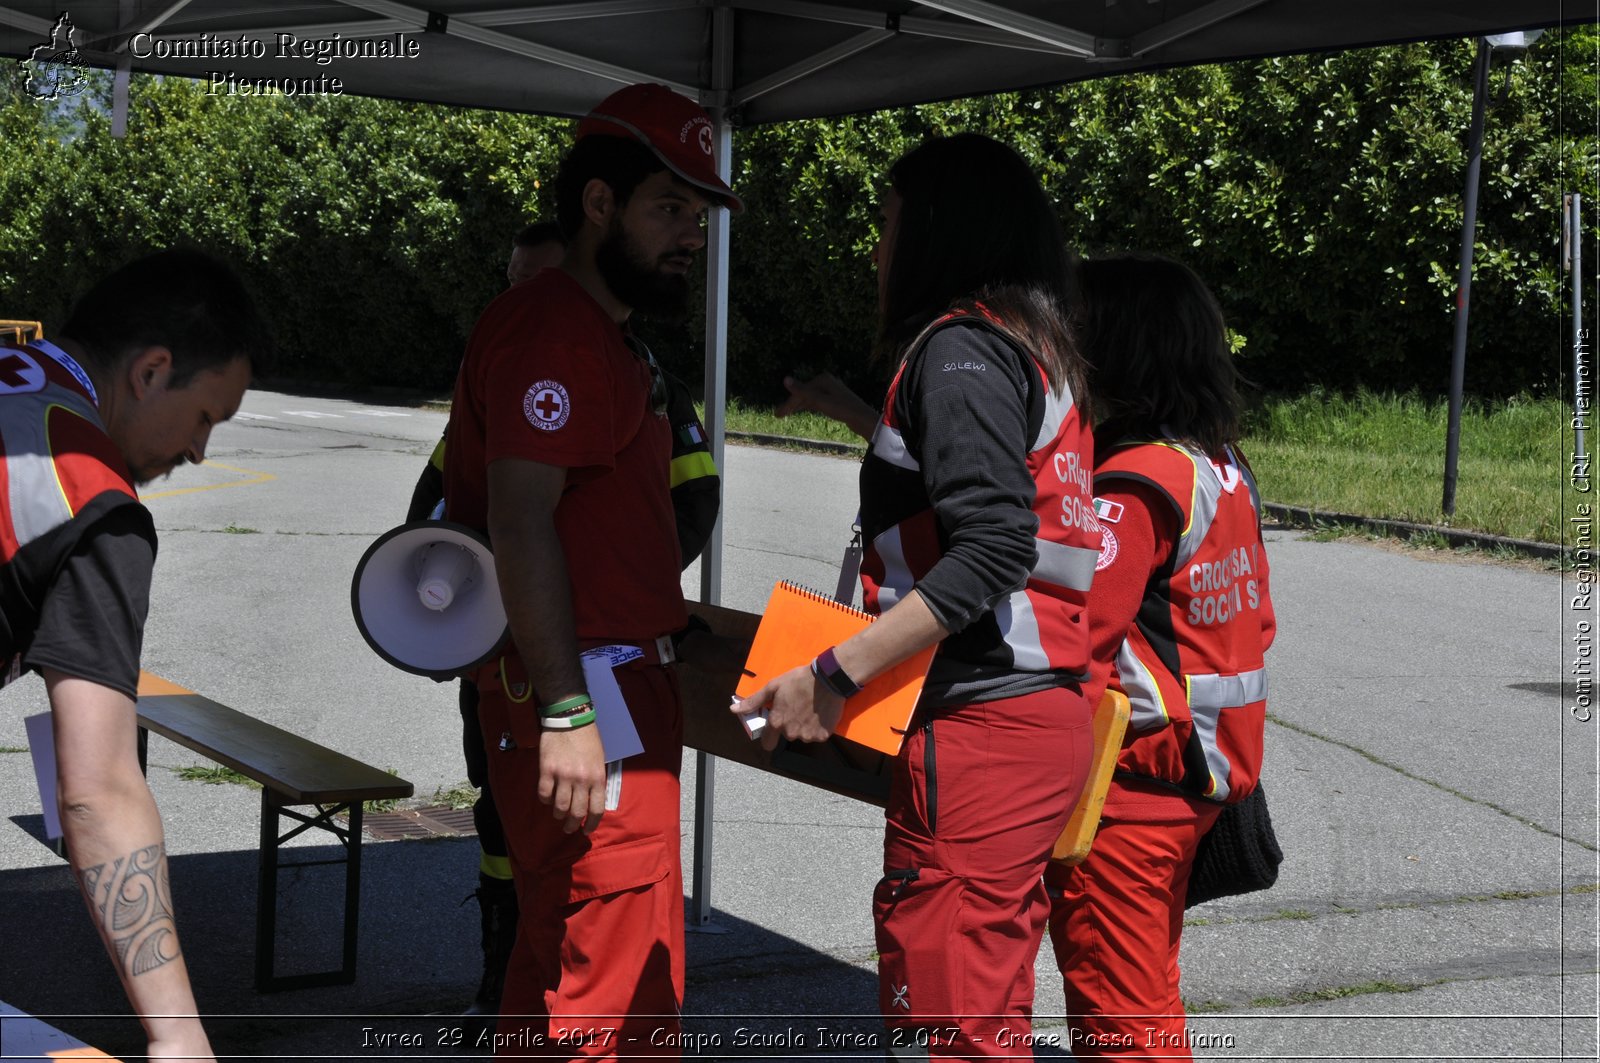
[
  {"xmin": 255, "ymin": 788, "xmax": 278, "ymax": 992},
  {"xmin": 343, "ymin": 805, "xmax": 363, "ymax": 984},
  {"xmin": 254, "ymin": 792, "xmax": 365, "ymax": 992}
]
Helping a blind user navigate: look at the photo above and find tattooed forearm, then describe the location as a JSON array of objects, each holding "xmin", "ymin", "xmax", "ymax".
[{"xmin": 78, "ymin": 843, "xmax": 182, "ymax": 977}]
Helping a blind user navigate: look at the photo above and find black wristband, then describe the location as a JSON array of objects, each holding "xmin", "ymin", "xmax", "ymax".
[{"xmin": 811, "ymin": 646, "xmax": 863, "ymax": 699}]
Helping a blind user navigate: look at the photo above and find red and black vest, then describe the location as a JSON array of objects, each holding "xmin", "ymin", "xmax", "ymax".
[
  {"xmin": 0, "ymin": 341, "xmax": 142, "ymax": 686},
  {"xmin": 859, "ymin": 312, "xmax": 1098, "ymax": 675},
  {"xmin": 1097, "ymin": 439, "xmax": 1272, "ymax": 802}
]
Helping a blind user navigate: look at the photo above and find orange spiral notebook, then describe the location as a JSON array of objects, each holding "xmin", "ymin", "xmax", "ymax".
[{"xmin": 735, "ymin": 581, "xmax": 937, "ymax": 756}]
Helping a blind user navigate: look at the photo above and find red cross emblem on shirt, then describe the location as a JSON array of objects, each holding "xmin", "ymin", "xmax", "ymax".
[
  {"xmin": 533, "ymin": 390, "xmax": 563, "ymax": 419},
  {"xmin": 523, "ymin": 380, "xmax": 571, "ymax": 431}
]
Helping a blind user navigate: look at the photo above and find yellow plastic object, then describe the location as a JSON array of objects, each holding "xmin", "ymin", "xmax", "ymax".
[
  {"xmin": 1051, "ymin": 689, "xmax": 1131, "ymax": 866},
  {"xmin": 0, "ymin": 320, "xmax": 43, "ymax": 345}
]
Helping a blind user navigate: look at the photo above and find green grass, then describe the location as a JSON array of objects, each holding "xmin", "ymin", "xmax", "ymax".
[
  {"xmin": 719, "ymin": 399, "xmax": 865, "ymax": 451},
  {"xmin": 221, "ymin": 524, "xmax": 260, "ymax": 534},
  {"xmin": 175, "ymin": 765, "xmax": 260, "ymax": 789},
  {"xmin": 0, "ymin": 745, "xmax": 27, "ymax": 754},
  {"xmin": 1241, "ymin": 391, "xmax": 1565, "ymax": 543},
  {"xmin": 1250, "ymin": 980, "xmax": 1424, "ymax": 1008},
  {"xmin": 720, "ymin": 390, "xmax": 1570, "ymax": 543},
  {"xmin": 430, "ymin": 781, "xmax": 480, "ymax": 810}
]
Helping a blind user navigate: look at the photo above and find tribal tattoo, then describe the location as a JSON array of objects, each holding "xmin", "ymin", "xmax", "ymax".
[{"xmin": 78, "ymin": 843, "xmax": 181, "ymax": 977}]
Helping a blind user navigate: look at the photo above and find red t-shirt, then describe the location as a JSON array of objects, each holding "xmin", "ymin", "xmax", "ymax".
[{"xmin": 443, "ymin": 270, "xmax": 685, "ymax": 643}]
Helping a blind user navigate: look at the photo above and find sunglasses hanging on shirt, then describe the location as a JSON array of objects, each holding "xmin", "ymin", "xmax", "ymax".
[{"xmin": 623, "ymin": 335, "xmax": 670, "ymax": 416}]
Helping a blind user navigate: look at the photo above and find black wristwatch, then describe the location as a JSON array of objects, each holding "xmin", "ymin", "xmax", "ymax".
[{"xmin": 811, "ymin": 646, "xmax": 863, "ymax": 699}]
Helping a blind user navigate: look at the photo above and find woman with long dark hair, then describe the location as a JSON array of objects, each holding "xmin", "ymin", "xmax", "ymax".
[
  {"xmin": 1045, "ymin": 254, "xmax": 1275, "ymax": 1059},
  {"xmin": 739, "ymin": 133, "xmax": 1098, "ymax": 1056}
]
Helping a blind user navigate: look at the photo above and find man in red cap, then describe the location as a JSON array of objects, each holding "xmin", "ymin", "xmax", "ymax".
[{"xmin": 442, "ymin": 83, "xmax": 740, "ymax": 1057}]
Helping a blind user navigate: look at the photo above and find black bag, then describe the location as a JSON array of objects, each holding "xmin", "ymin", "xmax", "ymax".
[{"xmin": 1185, "ymin": 782, "xmax": 1283, "ymax": 908}]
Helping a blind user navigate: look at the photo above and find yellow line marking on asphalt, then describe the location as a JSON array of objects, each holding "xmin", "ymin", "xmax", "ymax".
[{"xmin": 141, "ymin": 462, "xmax": 276, "ymax": 500}]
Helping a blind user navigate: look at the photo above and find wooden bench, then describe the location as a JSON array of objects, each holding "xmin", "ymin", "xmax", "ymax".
[{"xmin": 134, "ymin": 673, "xmax": 414, "ymax": 992}]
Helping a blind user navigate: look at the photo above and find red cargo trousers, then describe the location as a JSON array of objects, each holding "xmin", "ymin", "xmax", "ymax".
[
  {"xmin": 476, "ymin": 654, "xmax": 685, "ymax": 1060},
  {"xmin": 1044, "ymin": 799, "xmax": 1222, "ymax": 1061},
  {"xmin": 875, "ymin": 687, "xmax": 1093, "ymax": 1059}
]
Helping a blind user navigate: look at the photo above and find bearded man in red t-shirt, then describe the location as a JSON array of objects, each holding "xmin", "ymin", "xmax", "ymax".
[{"xmin": 442, "ymin": 84, "xmax": 740, "ymax": 1057}]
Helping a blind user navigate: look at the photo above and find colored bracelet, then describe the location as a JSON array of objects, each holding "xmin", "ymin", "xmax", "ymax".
[
  {"xmin": 811, "ymin": 646, "xmax": 863, "ymax": 699},
  {"xmin": 540, "ymin": 694, "xmax": 593, "ymax": 718},
  {"xmin": 540, "ymin": 709, "xmax": 597, "ymax": 731}
]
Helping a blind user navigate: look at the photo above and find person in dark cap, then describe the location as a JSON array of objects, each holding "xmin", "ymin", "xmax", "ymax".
[{"xmin": 441, "ymin": 83, "xmax": 738, "ymax": 1056}]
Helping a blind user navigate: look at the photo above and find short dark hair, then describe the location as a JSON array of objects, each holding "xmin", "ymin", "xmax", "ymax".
[
  {"xmin": 1076, "ymin": 254, "xmax": 1241, "ymax": 456},
  {"xmin": 553, "ymin": 135, "xmax": 666, "ymax": 241},
  {"xmin": 514, "ymin": 221, "xmax": 565, "ymax": 249},
  {"xmin": 62, "ymin": 248, "xmax": 272, "ymax": 387},
  {"xmin": 879, "ymin": 134, "xmax": 1081, "ymax": 398}
]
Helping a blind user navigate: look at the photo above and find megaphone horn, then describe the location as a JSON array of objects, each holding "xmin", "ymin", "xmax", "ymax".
[{"xmin": 351, "ymin": 521, "xmax": 509, "ymax": 679}]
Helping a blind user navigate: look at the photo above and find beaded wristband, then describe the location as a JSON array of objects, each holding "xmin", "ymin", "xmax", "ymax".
[
  {"xmin": 540, "ymin": 694, "xmax": 593, "ymax": 718},
  {"xmin": 811, "ymin": 646, "xmax": 863, "ymax": 699},
  {"xmin": 540, "ymin": 709, "xmax": 597, "ymax": 731}
]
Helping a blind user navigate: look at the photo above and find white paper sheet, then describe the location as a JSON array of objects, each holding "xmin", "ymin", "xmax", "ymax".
[
  {"xmin": 579, "ymin": 647, "xmax": 645, "ymax": 762},
  {"xmin": 579, "ymin": 647, "xmax": 647, "ymax": 813},
  {"xmin": 24, "ymin": 713, "xmax": 61, "ymax": 840}
]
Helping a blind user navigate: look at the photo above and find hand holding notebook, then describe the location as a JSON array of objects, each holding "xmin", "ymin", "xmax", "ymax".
[{"xmin": 731, "ymin": 581, "xmax": 937, "ymax": 756}]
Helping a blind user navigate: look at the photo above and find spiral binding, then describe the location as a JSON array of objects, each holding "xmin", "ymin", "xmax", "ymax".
[{"xmin": 778, "ymin": 579, "xmax": 875, "ymax": 622}]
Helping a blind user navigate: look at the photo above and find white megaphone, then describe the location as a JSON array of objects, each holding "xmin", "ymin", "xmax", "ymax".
[{"xmin": 350, "ymin": 521, "xmax": 509, "ymax": 678}]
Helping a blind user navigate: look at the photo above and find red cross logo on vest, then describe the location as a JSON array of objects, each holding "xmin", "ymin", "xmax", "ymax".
[
  {"xmin": 523, "ymin": 379, "xmax": 571, "ymax": 432},
  {"xmin": 0, "ymin": 350, "xmax": 46, "ymax": 394}
]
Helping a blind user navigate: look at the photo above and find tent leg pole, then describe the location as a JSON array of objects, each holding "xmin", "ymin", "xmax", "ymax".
[
  {"xmin": 1571, "ymin": 193, "xmax": 1588, "ymax": 469},
  {"xmin": 690, "ymin": 9, "xmax": 735, "ymax": 930},
  {"xmin": 1443, "ymin": 39, "xmax": 1490, "ymax": 517}
]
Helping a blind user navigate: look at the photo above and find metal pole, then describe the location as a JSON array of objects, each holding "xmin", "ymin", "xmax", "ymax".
[
  {"xmin": 689, "ymin": 3, "xmax": 735, "ymax": 930},
  {"xmin": 1571, "ymin": 193, "xmax": 1588, "ymax": 467},
  {"xmin": 1443, "ymin": 39, "xmax": 1491, "ymax": 517},
  {"xmin": 110, "ymin": 0, "xmax": 132, "ymax": 138}
]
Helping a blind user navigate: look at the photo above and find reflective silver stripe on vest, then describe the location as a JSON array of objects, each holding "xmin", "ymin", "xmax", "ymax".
[
  {"xmin": 1031, "ymin": 538, "xmax": 1097, "ymax": 592},
  {"xmin": 1188, "ymin": 700, "xmax": 1233, "ymax": 802},
  {"xmin": 871, "ymin": 524, "xmax": 909, "ymax": 611},
  {"xmin": 1030, "ymin": 380, "xmax": 1074, "ymax": 454},
  {"xmin": 1116, "ymin": 638, "xmax": 1170, "ymax": 732},
  {"xmin": 1186, "ymin": 668, "xmax": 1268, "ymax": 710},
  {"xmin": 1183, "ymin": 670, "xmax": 1267, "ymax": 801},
  {"xmin": 869, "ymin": 423, "xmax": 920, "ymax": 472},
  {"xmin": 3, "ymin": 377, "xmax": 103, "ymax": 550},
  {"xmin": 1173, "ymin": 449, "xmax": 1220, "ymax": 568},
  {"xmin": 994, "ymin": 590, "xmax": 1049, "ymax": 671}
]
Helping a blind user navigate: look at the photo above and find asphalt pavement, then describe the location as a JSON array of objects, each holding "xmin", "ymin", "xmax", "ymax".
[{"xmin": 0, "ymin": 388, "xmax": 1594, "ymax": 1062}]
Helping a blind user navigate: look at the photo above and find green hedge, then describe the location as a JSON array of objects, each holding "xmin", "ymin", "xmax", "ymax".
[{"xmin": 1, "ymin": 30, "xmax": 1594, "ymax": 399}]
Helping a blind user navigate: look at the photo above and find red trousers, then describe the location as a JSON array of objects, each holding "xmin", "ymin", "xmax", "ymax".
[
  {"xmin": 476, "ymin": 655, "xmax": 685, "ymax": 1061},
  {"xmin": 874, "ymin": 687, "xmax": 1093, "ymax": 1059},
  {"xmin": 1044, "ymin": 800, "xmax": 1222, "ymax": 1061}
]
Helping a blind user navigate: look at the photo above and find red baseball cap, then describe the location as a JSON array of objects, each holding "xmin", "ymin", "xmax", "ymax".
[{"xmin": 576, "ymin": 83, "xmax": 744, "ymax": 213}]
